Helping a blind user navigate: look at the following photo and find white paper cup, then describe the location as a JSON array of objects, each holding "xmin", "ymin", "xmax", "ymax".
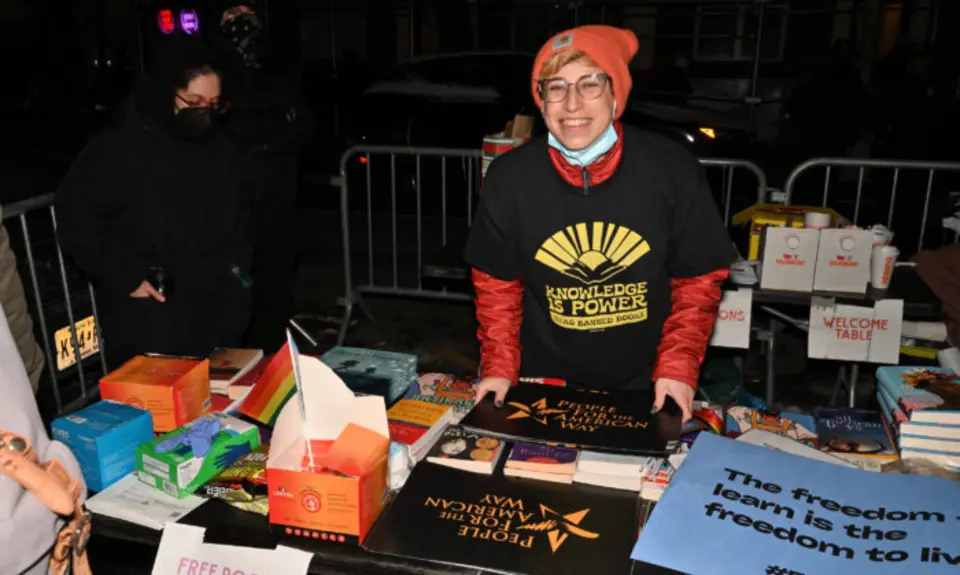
[
  {"xmin": 804, "ymin": 212, "xmax": 831, "ymax": 229},
  {"xmin": 871, "ymin": 245, "xmax": 899, "ymax": 289}
]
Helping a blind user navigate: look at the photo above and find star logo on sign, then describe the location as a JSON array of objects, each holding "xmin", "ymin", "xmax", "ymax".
[
  {"xmin": 506, "ymin": 398, "xmax": 569, "ymax": 425},
  {"xmin": 515, "ymin": 504, "xmax": 599, "ymax": 552}
]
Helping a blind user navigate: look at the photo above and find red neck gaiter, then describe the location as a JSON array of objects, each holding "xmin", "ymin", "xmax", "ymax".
[{"xmin": 547, "ymin": 121, "xmax": 624, "ymax": 188}]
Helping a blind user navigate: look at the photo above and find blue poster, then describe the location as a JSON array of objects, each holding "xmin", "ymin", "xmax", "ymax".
[{"xmin": 633, "ymin": 433, "xmax": 960, "ymax": 575}]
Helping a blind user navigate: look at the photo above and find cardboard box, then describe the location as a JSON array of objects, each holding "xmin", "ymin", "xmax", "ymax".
[
  {"xmin": 52, "ymin": 400, "xmax": 154, "ymax": 491},
  {"xmin": 812, "ymin": 228, "xmax": 873, "ymax": 293},
  {"xmin": 136, "ymin": 412, "xmax": 260, "ymax": 498},
  {"xmin": 759, "ymin": 227, "xmax": 820, "ymax": 292},
  {"xmin": 100, "ymin": 356, "xmax": 212, "ymax": 432},
  {"xmin": 807, "ymin": 297, "xmax": 904, "ymax": 363},
  {"xmin": 732, "ymin": 204, "xmax": 847, "ymax": 260},
  {"xmin": 267, "ymin": 339, "xmax": 390, "ymax": 544}
]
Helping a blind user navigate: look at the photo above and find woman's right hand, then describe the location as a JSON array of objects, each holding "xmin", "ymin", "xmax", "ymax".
[
  {"xmin": 130, "ymin": 280, "xmax": 165, "ymax": 303},
  {"xmin": 474, "ymin": 377, "xmax": 512, "ymax": 407}
]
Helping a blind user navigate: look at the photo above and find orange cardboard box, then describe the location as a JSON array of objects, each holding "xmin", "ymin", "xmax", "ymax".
[
  {"xmin": 100, "ymin": 356, "xmax": 212, "ymax": 433},
  {"xmin": 267, "ymin": 339, "xmax": 390, "ymax": 544}
]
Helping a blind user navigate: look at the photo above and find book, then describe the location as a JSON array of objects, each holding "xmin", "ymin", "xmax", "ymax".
[
  {"xmin": 321, "ymin": 346, "xmax": 417, "ymax": 405},
  {"xmin": 362, "ymin": 462, "xmax": 639, "ymax": 575},
  {"xmin": 640, "ymin": 459, "xmax": 675, "ymax": 502},
  {"xmin": 814, "ymin": 408, "xmax": 898, "ymax": 471},
  {"xmin": 404, "ymin": 373, "xmax": 476, "ymax": 422},
  {"xmin": 459, "ymin": 385, "xmax": 681, "ymax": 455},
  {"xmin": 387, "ymin": 399, "xmax": 455, "ymax": 459},
  {"xmin": 576, "ymin": 451, "xmax": 651, "ymax": 478},
  {"xmin": 425, "ymin": 426, "xmax": 505, "ymax": 475},
  {"xmin": 506, "ymin": 443, "xmax": 579, "ymax": 474},
  {"xmin": 679, "ymin": 402, "xmax": 725, "ymax": 445},
  {"xmin": 226, "ymin": 355, "xmax": 272, "ymax": 400},
  {"xmin": 573, "ymin": 470, "xmax": 643, "ymax": 492},
  {"xmin": 207, "ymin": 347, "xmax": 264, "ymax": 393},
  {"xmin": 876, "ymin": 366, "xmax": 960, "ymax": 425},
  {"xmin": 724, "ymin": 406, "xmax": 819, "ymax": 448}
]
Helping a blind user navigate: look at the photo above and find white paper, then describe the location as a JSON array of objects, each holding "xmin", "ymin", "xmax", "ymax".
[
  {"xmin": 85, "ymin": 474, "xmax": 206, "ymax": 531},
  {"xmin": 736, "ymin": 430, "xmax": 857, "ymax": 468},
  {"xmin": 267, "ymin": 349, "xmax": 389, "ymax": 473},
  {"xmin": 151, "ymin": 523, "xmax": 313, "ymax": 575},
  {"xmin": 710, "ymin": 289, "xmax": 753, "ymax": 349},
  {"xmin": 807, "ymin": 297, "xmax": 903, "ymax": 363}
]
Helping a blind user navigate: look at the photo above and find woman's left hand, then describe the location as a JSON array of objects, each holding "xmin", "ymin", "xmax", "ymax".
[{"xmin": 654, "ymin": 378, "xmax": 695, "ymax": 422}]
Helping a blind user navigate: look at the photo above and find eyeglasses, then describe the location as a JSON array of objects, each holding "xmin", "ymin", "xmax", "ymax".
[
  {"xmin": 176, "ymin": 94, "xmax": 231, "ymax": 115},
  {"xmin": 539, "ymin": 73, "xmax": 611, "ymax": 103}
]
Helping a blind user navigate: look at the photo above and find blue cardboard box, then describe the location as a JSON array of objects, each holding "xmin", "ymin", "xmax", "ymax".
[{"xmin": 52, "ymin": 400, "xmax": 154, "ymax": 491}]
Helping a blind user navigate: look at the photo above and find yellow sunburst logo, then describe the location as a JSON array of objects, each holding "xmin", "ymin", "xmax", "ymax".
[
  {"xmin": 515, "ymin": 504, "xmax": 599, "ymax": 552},
  {"xmin": 506, "ymin": 398, "xmax": 569, "ymax": 425},
  {"xmin": 535, "ymin": 222, "xmax": 650, "ymax": 285}
]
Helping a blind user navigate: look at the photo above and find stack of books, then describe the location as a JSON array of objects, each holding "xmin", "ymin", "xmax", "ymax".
[
  {"xmin": 503, "ymin": 442, "xmax": 579, "ymax": 484},
  {"xmin": 206, "ymin": 347, "xmax": 264, "ymax": 397},
  {"xmin": 639, "ymin": 459, "xmax": 675, "ymax": 501},
  {"xmin": 572, "ymin": 451, "xmax": 651, "ymax": 492},
  {"xmin": 876, "ymin": 366, "xmax": 960, "ymax": 469},
  {"xmin": 320, "ymin": 346, "xmax": 418, "ymax": 405},
  {"xmin": 387, "ymin": 398, "xmax": 457, "ymax": 461}
]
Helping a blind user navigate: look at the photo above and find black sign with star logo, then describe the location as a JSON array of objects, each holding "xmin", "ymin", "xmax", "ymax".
[
  {"xmin": 362, "ymin": 463, "xmax": 639, "ymax": 575},
  {"xmin": 459, "ymin": 384, "xmax": 681, "ymax": 455}
]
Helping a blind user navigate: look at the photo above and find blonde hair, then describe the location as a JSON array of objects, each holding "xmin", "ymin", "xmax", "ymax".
[{"xmin": 538, "ymin": 49, "xmax": 597, "ymax": 79}]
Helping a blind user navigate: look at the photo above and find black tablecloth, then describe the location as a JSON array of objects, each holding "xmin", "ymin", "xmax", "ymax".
[{"xmin": 91, "ymin": 499, "xmax": 686, "ymax": 575}]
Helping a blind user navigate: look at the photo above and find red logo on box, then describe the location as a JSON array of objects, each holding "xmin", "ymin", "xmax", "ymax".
[{"xmin": 301, "ymin": 491, "xmax": 322, "ymax": 513}]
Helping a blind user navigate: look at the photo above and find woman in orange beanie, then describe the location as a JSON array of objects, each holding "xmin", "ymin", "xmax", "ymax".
[{"xmin": 464, "ymin": 26, "xmax": 735, "ymax": 421}]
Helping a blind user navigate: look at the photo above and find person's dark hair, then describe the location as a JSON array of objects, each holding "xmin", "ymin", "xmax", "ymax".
[{"xmin": 136, "ymin": 37, "xmax": 222, "ymax": 128}]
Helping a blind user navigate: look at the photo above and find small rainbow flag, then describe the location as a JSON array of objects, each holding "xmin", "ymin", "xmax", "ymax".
[{"xmin": 239, "ymin": 341, "xmax": 296, "ymax": 426}]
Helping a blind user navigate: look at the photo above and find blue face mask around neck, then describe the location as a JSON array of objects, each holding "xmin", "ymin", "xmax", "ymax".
[{"xmin": 548, "ymin": 122, "xmax": 618, "ymax": 168}]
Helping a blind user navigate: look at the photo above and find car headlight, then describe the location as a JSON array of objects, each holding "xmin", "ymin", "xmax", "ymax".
[{"xmin": 699, "ymin": 127, "xmax": 717, "ymax": 139}]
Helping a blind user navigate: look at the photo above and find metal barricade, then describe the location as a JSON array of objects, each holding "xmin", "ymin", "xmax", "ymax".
[
  {"xmin": 783, "ymin": 158, "xmax": 960, "ymax": 254},
  {"xmin": 700, "ymin": 158, "xmax": 768, "ymax": 226},
  {"xmin": 2, "ymin": 194, "xmax": 106, "ymax": 416},
  {"xmin": 336, "ymin": 145, "xmax": 768, "ymax": 345}
]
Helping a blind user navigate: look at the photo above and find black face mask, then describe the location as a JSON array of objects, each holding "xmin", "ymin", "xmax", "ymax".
[{"xmin": 173, "ymin": 107, "xmax": 215, "ymax": 142}]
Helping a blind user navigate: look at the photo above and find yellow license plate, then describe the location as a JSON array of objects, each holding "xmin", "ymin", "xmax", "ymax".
[{"xmin": 54, "ymin": 315, "xmax": 99, "ymax": 371}]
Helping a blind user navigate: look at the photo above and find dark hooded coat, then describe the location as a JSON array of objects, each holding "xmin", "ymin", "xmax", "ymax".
[{"xmin": 55, "ymin": 37, "xmax": 254, "ymax": 369}]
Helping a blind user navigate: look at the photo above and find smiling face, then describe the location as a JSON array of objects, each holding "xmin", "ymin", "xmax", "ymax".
[{"xmin": 540, "ymin": 55, "xmax": 615, "ymax": 151}]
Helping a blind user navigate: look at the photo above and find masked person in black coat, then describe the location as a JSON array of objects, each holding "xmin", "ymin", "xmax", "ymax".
[
  {"xmin": 213, "ymin": 3, "xmax": 315, "ymax": 352},
  {"xmin": 55, "ymin": 37, "xmax": 254, "ymax": 369}
]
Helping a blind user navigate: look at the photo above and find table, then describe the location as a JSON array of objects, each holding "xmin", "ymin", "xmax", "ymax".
[
  {"xmin": 91, "ymin": 498, "xmax": 684, "ymax": 575},
  {"xmin": 745, "ymin": 265, "xmax": 942, "ymax": 407}
]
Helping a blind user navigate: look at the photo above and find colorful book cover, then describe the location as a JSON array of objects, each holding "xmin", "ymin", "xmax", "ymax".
[
  {"xmin": 405, "ymin": 374, "xmax": 476, "ymax": 421},
  {"xmin": 876, "ymin": 366, "xmax": 960, "ymax": 412},
  {"xmin": 507, "ymin": 443, "xmax": 580, "ymax": 473},
  {"xmin": 680, "ymin": 403, "xmax": 725, "ymax": 445},
  {"xmin": 426, "ymin": 426, "xmax": 505, "ymax": 466},
  {"xmin": 238, "ymin": 342, "xmax": 295, "ymax": 426},
  {"xmin": 363, "ymin": 462, "xmax": 639, "ymax": 575},
  {"xmin": 814, "ymin": 408, "xmax": 897, "ymax": 461},
  {"xmin": 724, "ymin": 406, "xmax": 818, "ymax": 448},
  {"xmin": 387, "ymin": 399, "xmax": 452, "ymax": 446},
  {"xmin": 459, "ymin": 385, "xmax": 681, "ymax": 455}
]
